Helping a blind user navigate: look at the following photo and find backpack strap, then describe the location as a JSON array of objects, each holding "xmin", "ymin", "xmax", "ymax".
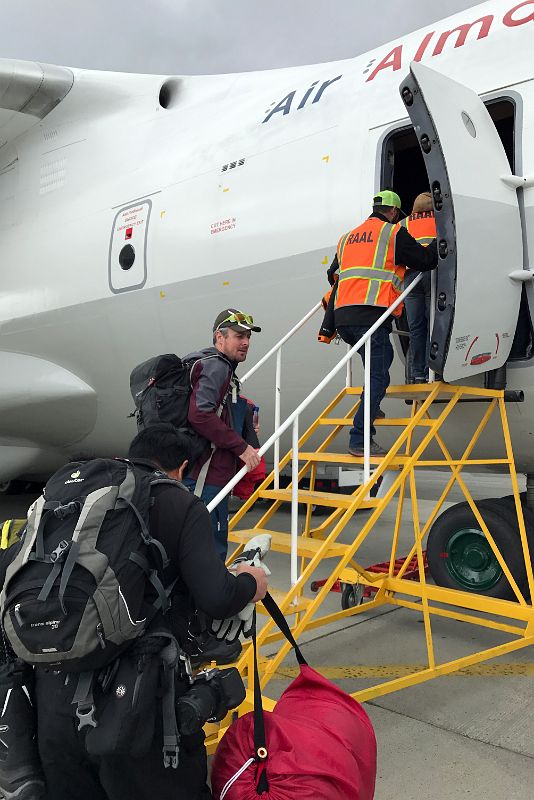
[
  {"xmin": 117, "ymin": 491, "xmax": 170, "ymax": 569},
  {"xmin": 187, "ymin": 355, "xmax": 234, "ymax": 498},
  {"xmin": 159, "ymin": 634, "xmax": 181, "ymax": 769},
  {"xmin": 73, "ymin": 670, "xmax": 98, "ymax": 731},
  {"xmin": 128, "ymin": 552, "xmax": 175, "ymax": 614}
]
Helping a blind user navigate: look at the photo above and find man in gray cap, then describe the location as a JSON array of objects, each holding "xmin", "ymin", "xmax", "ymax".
[{"xmin": 183, "ymin": 308, "xmax": 262, "ymax": 559}]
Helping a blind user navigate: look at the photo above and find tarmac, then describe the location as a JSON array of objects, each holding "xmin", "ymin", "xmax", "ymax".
[{"xmin": 1, "ymin": 470, "xmax": 533, "ymax": 799}]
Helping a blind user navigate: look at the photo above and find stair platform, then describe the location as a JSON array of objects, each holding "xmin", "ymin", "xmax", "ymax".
[
  {"xmin": 317, "ymin": 417, "xmax": 435, "ymax": 427},
  {"xmin": 259, "ymin": 489, "xmax": 380, "ymax": 509},
  {"xmin": 299, "ymin": 451, "xmax": 407, "ymax": 466},
  {"xmin": 229, "ymin": 528, "xmax": 349, "ymax": 558}
]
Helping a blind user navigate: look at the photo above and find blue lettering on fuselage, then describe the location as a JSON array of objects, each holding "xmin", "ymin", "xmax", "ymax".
[{"xmin": 262, "ymin": 75, "xmax": 343, "ymax": 123}]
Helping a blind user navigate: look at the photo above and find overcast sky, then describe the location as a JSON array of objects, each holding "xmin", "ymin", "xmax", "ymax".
[{"xmin": 1, "ymin": 0, "xmax": 486, "ymax": 75}]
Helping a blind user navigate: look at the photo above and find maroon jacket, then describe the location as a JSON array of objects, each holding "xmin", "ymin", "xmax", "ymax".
[{"xmin": 185, "ymin": 347, "xmax": 248, "ymax": 487}]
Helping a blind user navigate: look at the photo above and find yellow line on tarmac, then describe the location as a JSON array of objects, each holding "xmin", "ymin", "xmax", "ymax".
[{"xmin": 273, "ymin": 663, "xmax": 534, "ymax": 679}]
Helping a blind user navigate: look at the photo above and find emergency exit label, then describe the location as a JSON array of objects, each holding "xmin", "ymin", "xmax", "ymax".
[
  {"xmin": 210, "ymin": 217, "xmax": 237, "ymax": 235},
  {"xmin": 115, "ymin": 205, "xmax": 148, "ymax": 239}
]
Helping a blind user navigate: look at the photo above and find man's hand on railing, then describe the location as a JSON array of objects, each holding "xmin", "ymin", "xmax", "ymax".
[{"xmin": 239, "ymin": 445, "xmax": 261, "ymax": 471}]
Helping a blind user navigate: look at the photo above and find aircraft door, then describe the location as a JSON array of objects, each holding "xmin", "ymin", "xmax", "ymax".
[
  {"xmin": 109, "ymin": 199, "xmax": 152, "ymax": 293},
  {"xmin": 399, "ymin": 63, "xmax": 523, "ymax": 382}
]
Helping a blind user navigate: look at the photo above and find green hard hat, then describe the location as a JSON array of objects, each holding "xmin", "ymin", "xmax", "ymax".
[{"xmin": 373, "ymin": 189, "xmax": 402, "ymax": 209}]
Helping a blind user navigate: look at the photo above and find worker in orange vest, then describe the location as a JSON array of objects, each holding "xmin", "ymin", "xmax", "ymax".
[
  {"xmin": 401, "ymin": 192, "xmax": 437, "ymax": 383},
  {"xmin": 326, "ymin": 190, "xmax": 437, "ymax": 457}
]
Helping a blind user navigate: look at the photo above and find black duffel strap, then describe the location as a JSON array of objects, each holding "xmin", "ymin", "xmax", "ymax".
[
  {"xmin": 261, "ymin": 592, "xmax": 307, "ymax": 667},
  {"xmin": 251, "ymin": 610, "xmax": 268, "ymax": 794},
  {"xmin": 251, "ymin": 593, "xmax": 308, "ymax": 794}
]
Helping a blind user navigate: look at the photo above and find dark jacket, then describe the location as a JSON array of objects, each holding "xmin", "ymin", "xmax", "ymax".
[
  {"xmin": 327, "ymin": 212, "xmax": 438, "ymax": 331},
  {"xmin": 185, "ymin": 347, "xmax": 248, "ymax": 488},
  {"xmin": 147, "ymin": 474, "xmax": 256, "ymax": 643}
]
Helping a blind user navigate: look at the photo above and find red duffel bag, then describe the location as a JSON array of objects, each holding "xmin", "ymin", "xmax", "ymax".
[{"xmin": 211, "ymin": 594, "xmax": 376, "ymax": 799}]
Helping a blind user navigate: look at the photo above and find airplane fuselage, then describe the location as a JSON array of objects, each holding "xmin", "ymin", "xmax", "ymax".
[{"xmin": 1, "ymin": 0, "xmax": 534, "ymax": 480}]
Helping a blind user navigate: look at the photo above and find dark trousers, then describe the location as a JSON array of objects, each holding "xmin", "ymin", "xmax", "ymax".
[
  {"xmin": 404, "ymin": 270, "xmax": 431, "ymax": 380},
  {"xmin": 35, "ymin": 669, "xmax": 211, "ymax": 800},
  {"xmin": 182, "ymin": 479, "xmax": 229, "ymax": 560},
  {"xmin": 337, "ymin": 324, "xmax": 394, "ymax": 448}
]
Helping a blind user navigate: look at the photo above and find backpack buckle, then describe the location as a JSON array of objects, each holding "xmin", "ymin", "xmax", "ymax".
[
  {"xmin": 163, "ymin": 741, "xmax": 179, "ymax": 769},
  {"xmin": 76, "ymin": 703, "xmax": 98, "ymax": 731},
  {"xmin": 50, "ymin": 540, "xmax": 70, "ymax": 563},
  {"xmin": 53, "ymin": 501, "xmax": 81, "ymax": 520}
]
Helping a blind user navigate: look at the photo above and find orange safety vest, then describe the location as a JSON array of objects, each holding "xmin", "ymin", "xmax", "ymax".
[
  {"xmin": 334, "ymin": 217, "xmax": 406, "ymax": 318},
  {"xmin": 400, "ymin": 211, "xmax": 436, "ymax": 245}
]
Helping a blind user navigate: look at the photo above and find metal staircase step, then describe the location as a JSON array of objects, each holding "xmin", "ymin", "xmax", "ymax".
[
  {"xmin": 258, "ymin": 587, "xmax": 311, "ymax": 615},
  {"xmin": 298, "ymin": 452, "xmax": 408, "ymax": 465},
  {"xmin": 228, "ymin": 529, "xmax": 348, "ymax": 558},
  {"xmin": 344, "ymin": 384, "xmax": 507, "ymax": 402},
  {"xmin": 259, "ymin": 489, "xmax": 379, "ymax": 509},
  {"xmin": 317, "ymin": 417, "xmax": 434, "ymax": 426}
]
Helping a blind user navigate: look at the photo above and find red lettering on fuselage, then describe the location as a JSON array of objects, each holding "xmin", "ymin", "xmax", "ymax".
[
  {"xmin": 365, "ymin": 46, "xmax": 403, "ymax": 83},
  {"xmin": 432, "ymin": 16, "xmax": 494, "ymax": 55},
  {"xmin": 503, "ymin": 0, "xmax": 534, "ymax": 26},
  {"xmin": 366, "ymin": 2, "xmax": 533, "ymax": 82}
]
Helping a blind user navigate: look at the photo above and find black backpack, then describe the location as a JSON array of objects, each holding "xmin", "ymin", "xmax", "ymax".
[
  {"xmin": 129, "ymin": 353, "xmax": 223, "ymax": 464},
  {"xmin": 0, "ymin": 458, "xmax": 177, "ymax": 674}
]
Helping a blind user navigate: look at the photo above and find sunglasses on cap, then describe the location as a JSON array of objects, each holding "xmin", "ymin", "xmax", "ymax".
[{"xmin": 216, "ymin": 312, "xmax": 255, "ymax": 329}]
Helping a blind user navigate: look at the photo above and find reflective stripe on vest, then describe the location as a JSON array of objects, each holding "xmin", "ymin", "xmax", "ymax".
[
  {"xmin": 335, "ymin": 218, "xmax": 406, "ymax": 317},
  {"xmin": 400, "ymin": 212, "xmax": 436, "ymax": 246}
]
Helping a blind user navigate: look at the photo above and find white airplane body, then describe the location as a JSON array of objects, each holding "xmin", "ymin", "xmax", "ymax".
[{"xmin": 2, "ymin": 0, "xmax": 534, "ymax": 483}]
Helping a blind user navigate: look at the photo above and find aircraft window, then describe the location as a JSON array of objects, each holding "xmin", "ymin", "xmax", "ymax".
[
  {"xmin": 119, "ymin": 244, "xmax": 136, "ymax": 270},
  {"xmin": 381, "ymin": 97, "xmax": 533, "ymax": 363}
]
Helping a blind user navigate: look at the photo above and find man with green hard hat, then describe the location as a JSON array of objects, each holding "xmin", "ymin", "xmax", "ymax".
[{"xmin": 326, "ymin": 189, "xmax": 437, "ymax": 456}]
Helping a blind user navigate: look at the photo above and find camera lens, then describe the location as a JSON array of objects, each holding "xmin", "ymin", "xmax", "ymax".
[{"xmin": 176, "ymin": 684, "xmax": 219, "ymax": 736}]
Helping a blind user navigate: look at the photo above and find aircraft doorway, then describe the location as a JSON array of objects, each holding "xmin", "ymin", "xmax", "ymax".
[{"xmin": 381, "ymin": 97, "xmax": 533, "ymax": 366}]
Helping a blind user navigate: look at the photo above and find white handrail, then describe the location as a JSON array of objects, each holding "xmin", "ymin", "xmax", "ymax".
[
  {"xmin": 240, "ymin": 299, "xmax": 322, "ymax": 491},
  {"xmin": 207, "ymin": 273, "xmax": 424, "ymax": 586},
  {"xmin": 207, "ymin": 273, "xmax": 423, "ymax": 513},
  {"xmin": 240, "ymin": 301, "xmax": 322, "ymax": 384}
]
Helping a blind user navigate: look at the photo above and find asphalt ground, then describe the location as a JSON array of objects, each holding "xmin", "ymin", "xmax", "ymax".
[{"xmin": 1, "ymin": 470, "xmax": 533, "ymax": 799}]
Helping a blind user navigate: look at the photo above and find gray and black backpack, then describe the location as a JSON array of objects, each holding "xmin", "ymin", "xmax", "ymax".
[{"xmin": 0, "ymin": 458, "xmax": 176, "ymax": 673}]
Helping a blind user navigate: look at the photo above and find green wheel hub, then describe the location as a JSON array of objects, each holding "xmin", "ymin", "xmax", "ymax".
[{"xmin": 444, "ymin": 528, "xmax": 502, "ymax": 591}]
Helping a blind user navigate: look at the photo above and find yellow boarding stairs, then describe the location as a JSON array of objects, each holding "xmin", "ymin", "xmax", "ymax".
[{"xmin": 204, "ymin": 281, "xmax": 534, "ymax": 751}]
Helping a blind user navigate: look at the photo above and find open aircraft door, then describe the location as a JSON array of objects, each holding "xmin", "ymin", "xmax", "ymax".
[{"xmin": 399, "ymin": 62, "xmax": 524, "ymax": 382}]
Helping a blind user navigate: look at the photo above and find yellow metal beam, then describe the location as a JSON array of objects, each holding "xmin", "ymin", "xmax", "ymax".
[{"xmin": 220, "ymin": 382, "xmax": 534, "ymax": 719}]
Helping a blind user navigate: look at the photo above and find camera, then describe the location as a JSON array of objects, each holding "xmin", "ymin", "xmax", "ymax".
[{"xmin": 176, "ymin": 666, "xmax": 246, "ymax": 735}]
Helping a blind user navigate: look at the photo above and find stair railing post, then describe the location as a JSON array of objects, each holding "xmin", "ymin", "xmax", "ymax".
[
  {"xmin": 364, "ymin": 337, "xmax": 371, "ymax": 484},
  {"xmin": 291, "ymin": 417, "xmax": 299, "ymax": 588},
  {"xmin": 345, "ymin": 343, "xmax": 352, "ymax": 388},
  {"xmin": 274, "ymin": 349, "xmax": 282, "ymax": 489},
  {"xmin": 428, "ymin": 269, "xmax": 436, "ymax": 383}
]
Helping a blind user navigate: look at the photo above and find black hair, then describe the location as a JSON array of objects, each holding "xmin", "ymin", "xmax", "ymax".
[
  {"xmin": 128, "ymin": 423, "xmax": 191, "ymax": 471},
  {"xmin": 373, "ymin": 204, "xmax": 397, "ymax": 216}
]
